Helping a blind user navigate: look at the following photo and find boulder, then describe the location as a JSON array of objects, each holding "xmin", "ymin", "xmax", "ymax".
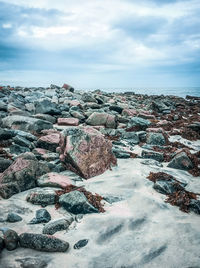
[
  {"xmin": 0, "ymin": 155, "xmax": 50, "ymax": 199},
  {"xmin": 58, "ymin": 127, "xmax": 117, "ymax": 179},
  {"xmin": 57, "ymin": 118, "xmax": 79, "ymax": 126},
  {"xmin": 29, "ymin": 209, "xmax": 51, "ymax": 224},
  {"xmin": 36, "ymin": 133, "xmax": 60, "ymax": 152},
  {"xmin": 59, "ymin": 190, "xmax": 98, "ymax": 214},
  {"xmin": 141, "ymin": 150, "xmax": 164, "ymax": 162},
  {"xmin": 127, "ymin": 117, "xmax": 151, "ymax": 131},
  {"xmin": 81, "ymin": 93, "xmax": 97, "ymax": 103},
  {"xmin": 0, "ymin": 229, "xmax": 19, "ymax": 251},
  {"xmin": 86, "ymin": 112, "xmax": 117, "ymax": 128},
  {"xmin": 0, "ymin": 128, "xmax": 15, "ymax": 140},
  {"xmin": 26, "ymin": 188, "xmax": 57, "ymax": 206},
  {"xmin": 167, "ymin": 152, "xmax": 193, "ymax": 170},
  {"xmin": 146, "ymin": 132, "xmax": 166, "ymax": 146},
  {"xmin": 37, "ymin": 172, "xmax": 73, "ymax": 189},
  {"xmin": 2, "ymin": 115, "xmax": 53, "ymax": 134},
  {"xmin": 122, "ymin": 109, "xmax": 137, "ymax": 117},
  {"xmin": 19, "ymin": 233, "xmax": 69, "ymax": 252},
  {"xmin": 6, "ymin": 212, "xmax": 22, "ymax": 223},
  {"xmin": 42, "ymin": 217, "xmax": 73, "ymax": 235},
  {"xmin": 34, "ymin": 99, "xmax": 61, "ymax": 115},
  {"xmin": 0, "ymin": 158, "xmax": 12, "ymax": 173}
]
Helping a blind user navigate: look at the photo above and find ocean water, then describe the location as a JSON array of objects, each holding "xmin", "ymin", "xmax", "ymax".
[{"xmin": 79, "ymin": 87, "xmax": 200, "ymax": 98}]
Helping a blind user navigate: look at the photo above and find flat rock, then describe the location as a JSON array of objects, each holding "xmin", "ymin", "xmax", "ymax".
[
  {"xmin": 86, "ymin": 112, "xmax": 117, "ymax": 128},
  {"xmin": 57, "ymin": 118, "xmax": 79, "ymax": 126},
  {"xmin": 37, "ymin": 172, "xmax": 73, "ymax": 189},
  {"xmin": 42, "ymin": 217, "xmax": 73, "ymax": 235},
  {"xmin": 37, "ymin": 133, "xmax": 60, "ymax": 152},
  {"xmin": 141, "ymin": 150, "xmax": 164, "ymax": 162},
  {"xmin": 127, "ymin": 117, "xmax": 151, "ymax": 131},
  {"xmin": 26, "ymin": 188, "xmax": 57, "ymax": 206}
]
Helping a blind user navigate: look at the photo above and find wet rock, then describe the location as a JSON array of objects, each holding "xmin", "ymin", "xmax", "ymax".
[
  {"xmin": 127, "ymin": 117, "xmax": 151, "ymax": 131},
  {"xmin": 2, "ymin": 115, "xmax": 53, "ymax": 134},
  {"xmin": 141, "ymin": 150, "xmax": 164, "ymax": 162},
  {"xmin": 146, "ymin": 132, "xmax": 166, "ymax": 146},
  {"xmin": 74, "ymin": 239, "xmax": 88, "ymax": 249},
  {"xmin": 37, "ymin": 133, "xmax": 60, "ymax": 152},
  {"xmin": 0, "ymin": 158, "xmax": 12, "ymax": 173},
  {"xmin": 57, "ymin": 118, "xmax": 79, "ymax": 126},
  {"xmin": 0, "ymin": 228, "xmax": 19, "ymax": 250},
  {"xmin": 59, "ymin": 190, "xmax": 98, "ymax": 214},
  {"xmin": 59, "ymin": 127, "xmax": 117, "ymax": 179},
  {"xmin": 153, "ymin": 180, "xmax": 184, "ymax": 195},
  {"xmin": 29, "ymin": 209, "xmax": 51, "ymax": 224},
  {"xmin": 26, "ymin": 188, "xmax": 57, "ymax": 206},
  {"xmin": 0, "ymin": 156, "xmax": 50, "ymax": 199},
  {"xmin": 19, "ymin": 233, "xmax": 69, "ymax": 252},
  {"xmin": 189, "ymin": 199, "xmax": 200, "ymax": 214},
  {"xmin": 86, "ymin": 112, "xmax": 117, "ymax": 128},
  {"xmin": 6, "ymin": 212, "xmax": 22, "ymax": 222},
  {"xmin": 37, "ymin": 172, "xmax": 73, "ymax": 189},
  {"xmin": 167, "ymin": 152, "xmax": 193, "ymax": 170},
  {"xmin": 42, "ymin": 217, "xmax": 73, "ymax": 235}
]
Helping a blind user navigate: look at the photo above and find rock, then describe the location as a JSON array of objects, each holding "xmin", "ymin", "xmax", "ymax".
[
  {"xmin": 0, "ymin": 158, "xmax": 12, "ymax": 173},
  {"xmin": 189, "ymin": 200, "xmax": 200, "ymax": 214},
  {"xmin": 167, "ymin": 152, "xmax": 193, "ymax": 170},
  {"xmin": 29, "ymin": 209, "xmax": 51, "ymax": 224},
  {"xmin": 0, "ymin": 100, "xmax": 7, "ymax": 111},
  {"xmin": 42, "ymin": 217, "xmax": 73, "ymax": 235},
  {"xmin": 127, "ymin": 117, "xmax": 151, "ymax": 131},
  {"xmin": 1, "ymin": 228, "xmax": 19, "ymax": 250},
  {"xmin": 109, "ymin": 105, "xmax": 123, "ymax": 114},
  {"xmin": 153, "ymin": 180, "xmax": 184, "ymax": 195},
  {"xmin": 13, "ymin": 130, "xmax": 37, "ymax": 142},
  {"xmin": 37, "ymin": 172, "xmax": 73, "ymax": 189},
  {"xmin": 0, "ymin": 156, "xmax": 50, "ymax": 199},
  {"xmin": 121, "ymin": 131, "xmax": 139, "ymax": 144},
  {"xmin": 7, "ymin": 212, "xmax": 22, "ymax": 222},
  {"xmin": 15, "ymin": 257, "xmax": 50, "ymax": 268},
  {"xmin": 187, "ymin": 122, "xmax": 200, "ymax": 132},
  {"xmin": 19, "ymin": 233, "xmax": 69, "ymax": 252},
  {"xmin": 59, "ymin": 127, "xmax": 117, "ymax": 179},
  {"xmin": 151, "ymin": 101, "xmax": 170, "ymax": 113},
  {"xmin": 10, "ymin": 144, "xmax": 30, "ymax": 155},
  {"xmin": 141, "ymin": 159, "xmax": 163, "ymax": 167},
  {"xmin": 146, "ymin": 132, "xmax": 166, "ymax": 146},
  {"xmin": 81, "ymin": 93, "xmax": 97, "ymax": 103},
  {"xmin": 35, "ymin": 99, "xmax": 61, "ymax": 115},
  {"xmin": 86, "ymin": 112, "xmax": 117, "ymax": 128},
  {"xmin": 0, "ymin": 128, "xmax": 15, "ymax": 140},
  {"xmin": 57, "ymin": 118, "xmax": 79, "ymax": 126},
  {"xmin": 62, "ymin": 83, "xmax": 74, "ymax": 92},
  {"xmin": 2, "ymin": 115, "xmax": 53, "ymax": 134},
  {"xmin": 122, "ymin": 109, "xmax": 137, "ymax": 117},
  {"xmin": 74, "ymin": 239, "xmax": 88, "ymax": 249},
  {"xmin": 13, "ymin": 135, "xmax": 33, "ymax": 149},
  {"xmin": 59, "ymin": 190, "xmax": 98, "ymax": 214},
  {"xmin": 0, "ymin": 233, "xmax": 4, "ymax": 251},
  {"xmin": 37, "ymin": 133, "xmax": 60, "ymax": 152},
  {"xmin": 141, "ymin": 150, "xmax": 164, "ymax": 162},
  {"xmin": 26, "ymin": 188, "xmax": 57, "ymax": 206},
  {"xmin": 112, "ymin": 148, "xmax": 130, "ymax": 159}
]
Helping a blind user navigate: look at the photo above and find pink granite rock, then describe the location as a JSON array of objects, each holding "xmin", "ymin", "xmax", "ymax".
[
  {"xmin": 37, "ymin": 133, "xmax": 60, "ymax": 152},
  {"xmin": 69, "ymin": 100, "xmax": 80, "ymax": 107},
  {"xmin": 37, "ymin": 172, "xmax": 73, "ymax": 188},
  {"xmin": 122, "ymin": 109, "xmax": 137, "ymax": 117},
  {"xmin": 58, "ymin": 127, "xmax": 117, "ymax": 179},
  {"xmin": 57, "ymin": 118, "xmax": 79, "ymax": 126},
  {"xmin": 86, "ymin": 112, "xmax": 117, "ymax": 128}
]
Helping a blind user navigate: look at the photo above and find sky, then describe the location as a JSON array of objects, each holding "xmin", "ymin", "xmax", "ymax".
[{"xmin": 0, "ymin": 0, "xmax": 200, "ymax": 89}]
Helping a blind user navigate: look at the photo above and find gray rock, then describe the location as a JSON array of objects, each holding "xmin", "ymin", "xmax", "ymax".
[
  {"xmin": 189, "ymin": 200, "xmax": 200, "ymax": 215},
  {"xmin": 0, "ymin": 158, "xmax": 12, "ymax": 173},
  {"xmin": 109, "ymin": 105, "xmax": 123, "ymax": 114},
  {"xmin": 127, "ymin": 117, "xmax": 151, "ymax": 131},
  {"xmin": 86, "ymin": 112, "xmax": 117, "ymax": 128},
  {"xmin": 81, "ymin": 93, "xmax": 97, "ymax": 103},
  {"xmin": 13, "ymin": 135, "xmax": 33, "ymax": 149},
  {"xmin": 0, "ymin": 128, "xmax": 15, "ymax": 140},
  {"xmin": 167, "ymin": 152, "xmax": 193, "ymax": 170},
  {"xmin": 146, "ymin": 132, "xmax": 166, "ymax": 146},
  {"xmin": 141, "ymin": 150, "xmax": 164, "ymax": 162},
  {"xmin": 34, "ymin": 114, "xmax": 57, "ymax": 124},
  {"xmin": 74, "ymin": 239, "xmax": 88, "ymax": 249},
  {"xmin": 10, "ymin": 144, "xmax": 30, "ymax": 155},
  {"xmin": 29, "ymin": 209, "xmax": 51, "ymax": 224},
  {"xmin": 112, "ymin": 148, "xmax": 130, "ymax": 159},
  {"xmin": 42, "ymin": 217, "xmax": 73, "ymax": 235},
  {"xmin": 35, "ymin": 99, "xmax": 61, "ymax": 115},
  {"xmin": 15, "ymin": 257, "xmax": 50, "ymax": 268},
  {"xmin": 0, "ymin": 100, "xmax": 7, "ymax": 111},
  {"xmin": 153, "ymin": 180, "xmax": 184, "ymax": 195},
  {"xmin": 26, "ymin": 188, "xmax": 57, "ymax": 206},
  {"xmin": 59, "ymin": 190, "xmax": 98, "ymax": 214},
  {"xmin": 141, "ymin": 159, "xmax": 163, "ymax": 167},
  {"xmin": 0, "ymin": 229, "xmax": 19, "ymax": 250},
  {"xmin": 7, "ymin": 212, "xmax": 22, "ymax": 222},
  {"xmin": 19, "ymin": 233, "xmax": 69, "ymax": 252}
]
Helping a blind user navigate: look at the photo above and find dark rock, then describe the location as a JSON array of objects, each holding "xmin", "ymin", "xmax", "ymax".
[
  {"xmin": 62, "ymin": 83, "xmax": 74, "ymax": 92},
  {"xmin": 127, "ymin": 117, "xmax": 151, "ymax": 131},
  {"xmin": 153, "ymin": 180, "xmax": 184, "ymax": 195},
  {"xmin": 19, "ymin": 233, "xmax": 69, "ymax": 252},
  {"xmin": 42, "ymin": 217, "xmax": 73, "ymax": 235},
  {"xmin": 59, "ymin": 190, "xmax": 98, "ymax": 214},
  {"xmin": 7, "ymin": 212, "xmax": 22, "ymax": 222},
  {"xmin": 189, "ymin": 199, "xmax": 200, "ymax": 214},
  {"xmin": 109, "ymin": 105, "xmax": 123, "ymax": 114},
  {"xmin": 167, "ymin": 152, "xmax": 193, "ymax": 170},
  {"xmin": 0, "ymin": 100, "xmax": 7, "ymax": 111},
  {"xmin": 1, "ymin": 228, "xmax": 19, "ymax": 250},
  {"xmin": 13, "ymin": 135, "xmax": 33, "ymax": 149},
  {"xmin": 26, "ymin": 188, "xmax": 57, "ymax": 206},
  {"xmin": 0, "ymin": 128, "xmax": 15, "ymax": 140},
  {"xmin": 0, "ymin": 158, "xmax": 12, "ymax": 173},
  {"xmin": 141, "ymin": 150, "xmax": 164, "ymax": 162},
  {"xmin": 10, "ymin": 144, "xmax": 30, "ymax": 155},
  {"xmin": 74, "ymin": 239, "xmax": 88, "ymax": 249},
  {"xmin": 35, "ymin": 99, "xmax": 61, "ymax": 115},
  {"xmin": 121, "ymin": 131, "xmax": 139, "ymax": 144},
  {"xmin": 112, "ymin": 148, "xmax": 130, "ymax": 158},
  {"xmin": 146, "ymin": 132, "xmax": 166, "ymax": 146},
  {"xmin": 0, "ymin": 232, "xmax": 4, "ymax": 251},
  {"xmin": 29, "ymin": 209, "xmax": 51, "ymax": 224},
  {"xmin": 34, "ymin": 113, "xmax": 57, "ymax": 124},
  {"xmin": 36, "ymin": 133, "xmax": 60, "ymax": 152}
]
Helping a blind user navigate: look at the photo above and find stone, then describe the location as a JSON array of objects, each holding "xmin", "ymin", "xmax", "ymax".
[
  {"xmin": 122, "ymin": 109, "xmax": 137, "ymax": 117},
  {"xmin": 86, "ymin": 112, "xmax": 117, "ymax": 128},
  {"xmin": 189, "ymin": 200, "xmax": 200, "ymax": 214},
  {"xmin": 141, "ymin": 159, "xmax": 163, "ymax": 167},
  {"xmin": 15, "ymin": 257, "xmax": 50, "ymax": 268},
  {"xmin": 121, "ymin": 131, "xmax": 139, "ymax": 144},
  {"xmin": 19, "ymin": 233, "xmax": 69, "ymax": 252},
  {"xmin": 74, "ymin": 239, "xmax": 88, "ymax": 249},
  {"xmin": 13, "ymin": 135, "xmax": 33, "ymax": 149},
  {"xmin": 0, "ymin": 233, "xmax": 4, "ymax": 251},
  {"xmin": 34, "ymin": 113, "xmax": 57, "ymax": 124},
  {"xmin": 37, "ymin": 133, "xmax": 60, "ymax": 152},
  {"xmin": 29, "ymin": 209, "xmax": 51, "ymax": 224},
  {"xmin": 0, "ymin": 156, "xmax": 50, "ymax": 199},
  {"xmin": 1, "ymin": 228, "xmax": 19, "ymax": 250},
  {"xmin": 81, "ymin": 93, "xmax": 97, "ymax": 103},
  {"xmin": 167, "ymin": 152, "xmax": 193, "ymax": 170},
  {"xmin": 35, "ymin": 99, "xmax": 61, "ymax": 115},
  {"xmin": 151, "ymin": 101, "xmax": 170, "ymax": 113},
  {"xmin": 37, "ymin": 172, "xmax": 73, "ymax": 189},
  {"xmin": 10, "ymin": 144, "xmax": 30, "ymax": 155},
  {"xmin": 0, "ymin": 128, "xmax": 15, "ymax": 140},
  {"xmin": 127, "ymin": 117, "xmax": 151, "ymax": 131},
  {"xmin": 141, "ymin": 150, "xmax": 164, "ymax": 162},
  {"xmin": 57, "ymin": 118, "xmax": 79, "ymax": 126},
  {"xmin": 62, "ymin": 83, "xmax": 74, "ymax": 92},
  {"xmin": 42, "ymin": 217, "xmax": 73, "ymax": 235},
  {"xmin": 7, "ymin": 212, "xmax": 22, "ymax": 222},
  {"xmin": 58, "ymin": 127, "xmax": 117, "ymax": 179},
  {"xmin": 112, "ymin": 148, "xmax": 130, "ymax": 159},
  {"xmin": 0, "ymin": 100, "xmax": 7, "ymax": 111},
  {"xmin": 146, "ymin": 132, "xmax": 166, "ymax": 146},
  {"xmin": 0, "ymin": 158, "xmax": 12, "ymax": 173},
  {"xmin": 2, "ymin": 115, "xmax": 53, "ymax": 134},
  {"xmin": 153, "ymin": 180, "xmax": 184, "ymax": 195},
  {"xmin": 26, "ymin": 188, "xmax": 57, "ymax": 206},
  {"xmin": 109, "ymin": 105, "xmax": 123, "ymax": 114},
  {"xmin": 59, "ymin": 190, "xmax": 98, "ymax": 214}
]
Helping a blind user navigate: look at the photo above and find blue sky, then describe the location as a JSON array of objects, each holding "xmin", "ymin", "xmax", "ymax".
[{"xmin": 0, "ymin": 0, "xmax": 200, "ymax": 88}]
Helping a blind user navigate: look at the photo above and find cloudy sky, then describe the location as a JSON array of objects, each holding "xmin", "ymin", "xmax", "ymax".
[{"xmin": 0, "ymin": 0, "xmax": 200, "ymax": 88}]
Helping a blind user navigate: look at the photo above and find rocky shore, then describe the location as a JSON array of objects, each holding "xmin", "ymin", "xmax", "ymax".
[{"xmin": 0, "ymin": 84, "xmax": 199, "ymax": 268}]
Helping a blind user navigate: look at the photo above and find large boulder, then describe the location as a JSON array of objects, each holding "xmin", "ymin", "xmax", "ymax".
[
  {"xmin": 36, "ymin": 133, "xmax": 60, "ymax": 152},
  {"xmin": 37, "ymin": 172, "xmax": 73, "ymax": 189},
  {"xmin": 0, "ymin": 154, "xmax": 50, "ymax": 199},
  {"xmin": 127, "ymin": 117, "xmax": 151, "ymax": 131},
  {"xmin": 146, "ymin": 132, "xmax": 167, "ymax": 146},
  {"xmin": 58, "ymin": 127, "xmax": 117, "ymax": 179},
  {"xmin": 167, "ymin": 152, "xmax": 193, "ymax": 170},
  {"xmin": 2, "ymin": 115, "xmax": 53, "ymax": 134},
  {"xmin": 86, "ymin": 112, "xmax": 117, "ymax": 128},
  {"xmin": 34, "ymin": 99, "xmax": 61, "ymax": 115}
]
